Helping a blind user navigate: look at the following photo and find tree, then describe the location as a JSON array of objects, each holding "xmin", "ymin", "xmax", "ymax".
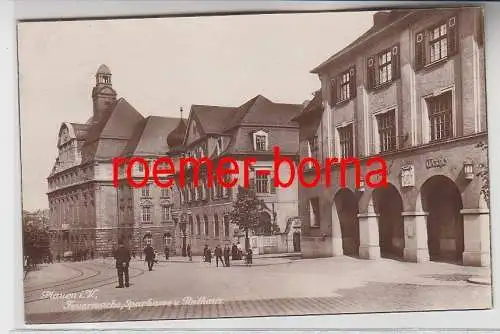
[
  {"xmin": 476, "ymin": 141, "xmax": 489, "ymax": 207},
  {"xmin": 228, "ymin": 186, "xmax": 263, "ymax": 250}
]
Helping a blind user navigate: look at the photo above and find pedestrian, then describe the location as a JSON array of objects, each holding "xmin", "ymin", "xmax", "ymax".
[
  {"xmin": 90, "ymin": 249, "xmax": 94, "ymax": 260},
  {"xmin": 164, "ymin": 245, "xmax": 170, "ymax": 261},
  {"xmin": 187, "ymin": 244, "xmax": 192, "ymax": 261},
  {"xmin": 215, "ymin": 245, "xmax": 224, "ymax": 267},
  {"xmin": 144, "ymin": 243, "xmax": 155, "ymax": 271},
  {"xmin": 206, "ymin": 247, "xmax": 212, "ymax": 264},
  {"xmin": 114, "ymin": 240, "xmax": 131, "ymax": 288},
  {"xmin": 246, "ymin": 248, "xmax": 253, "ymax": 266},
  {"xmin": 203, "ymin": 244, "xmax": 208, "ymax": 262},
  {"xmin": 223, "ymin": 244, "xmax": 230, "ymax": 267},
  {"xmin": 231, "ymin": 243, "xmax": 238, "ymax": 260},
  {"xmin": 237, "ymin": 241, "xmax": 243, "ymax": 260}
]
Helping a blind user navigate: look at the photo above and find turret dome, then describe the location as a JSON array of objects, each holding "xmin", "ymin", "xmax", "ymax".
[
  {"xmin": 167, "ymin": 118, "xmax": 187, "ymax": 148},
  {"xmin": 97, "ymin": 64, "xmax": 111, "ymax": 75}
]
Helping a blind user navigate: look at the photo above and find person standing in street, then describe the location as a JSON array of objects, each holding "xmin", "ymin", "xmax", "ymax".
[
  {"xmin": 223, "ymin": 244, "xmax": 230, "ymax": 267},
  {"xmin": 187, "ymin": 244, "xmax": 192, "ymax": 261},
  {"xmin": 246, "ymin": 248, "xmax": 253, "ymax": 266},
  {"xmin": 144, "ymin": 243, "xmax": 155, "ymax": 271},
  {"xmin": 215, "ymin": 245, "xmax": 224, "ymax": 267},
  {"xmin": 114, "ymin": 240, "xmax": 131, "ymax": 288},
  {"xmin": 164, "ymin": 245, "xmax": 170, "ymax": 261}
]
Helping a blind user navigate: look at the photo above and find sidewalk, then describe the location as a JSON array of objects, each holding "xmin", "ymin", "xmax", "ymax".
[{"xmin": 130, "ymin": 255, "xmax": 293, "ymax": 266}]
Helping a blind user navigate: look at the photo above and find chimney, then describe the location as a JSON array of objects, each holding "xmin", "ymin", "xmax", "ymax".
[{"xmin": 373, "ymin": 11, "xmax": 391, "ymax": 27}]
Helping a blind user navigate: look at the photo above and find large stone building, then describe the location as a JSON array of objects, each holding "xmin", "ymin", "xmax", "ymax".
[
  {"xmin": 294, "ymin": 7, "xmax": 489, "ymax": 266},
  {"xmin": 47, "ymin": 65, "xmax": 186, "ymax": 258},
  {"xmin": 177, "ymin": 96, "xmax": 302, "ymax": 255},
  {"xmin": 47, "ymin": 66, "xmax": 303, "ymax": 258}
]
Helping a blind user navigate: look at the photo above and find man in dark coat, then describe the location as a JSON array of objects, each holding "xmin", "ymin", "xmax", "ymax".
[
  {"xmin": 144, "ymin": 244, "xmax": 155, "ymax": 271},
  {"xmin": 164, "ymin": 245, "xmax": 170, "ymax": 261},
  {"xmin": 231, "ymin": 243, "xmax": 238, "ymax": 260},
  {"xmin": 223, "ymin": 244, "xmax": 230, "ymax": 267},
  {"xmin": 114, "ymin": 241, "xmax": 131, "ymax": 288},
  {"xmin": 214, "ymin": 245, "xmax": 224, "ymax": 267}
]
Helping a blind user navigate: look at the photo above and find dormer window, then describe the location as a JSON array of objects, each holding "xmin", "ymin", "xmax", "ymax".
[{"xmin": 253, "ymin": 130, "xmax": 268, "ymax": 151}]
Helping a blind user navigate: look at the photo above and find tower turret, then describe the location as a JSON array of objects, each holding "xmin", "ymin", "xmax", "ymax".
[{"xmin": 91, "ymin": 64, "xmax": 117, "ymax": 124}]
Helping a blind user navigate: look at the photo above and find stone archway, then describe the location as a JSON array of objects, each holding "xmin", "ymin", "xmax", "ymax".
[
  {"xmin": 372, "ymin": 184, "xmax": 404, "ymax": 258},
  {"xmin": 332, "ymin": 188, "xmax": 360, "ymax": 256},
  {"xmin": 420, "ymin": 175, "xmax": 464, "ymax": 263}
]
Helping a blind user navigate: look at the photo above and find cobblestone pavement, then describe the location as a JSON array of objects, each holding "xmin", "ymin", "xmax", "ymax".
[{"xmin": 24, "ymin": 256, "xmax": 492, "ymax": 324}]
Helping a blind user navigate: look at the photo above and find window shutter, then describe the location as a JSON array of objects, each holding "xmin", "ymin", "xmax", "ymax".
[
  {"xmin": 367, "ymin": 57, "xmax": 375, "ymax": 90},
  {"xmin": 477, "ymin": 11, "xmax": 484, "ymax": 47},
  {"xmin": 392, "ymin": 45, "xmax": 400, "ymax": 80},
  {"xmin": 329, "ymin": 79, "xmax": 337, "ymax": 106},
  {"xmin": 349, "ymin": 67, "xmax": 356, "ymax": 98},
  {"xmin": 447, "ymin": 16, "xmax": 458, "ymax": 56},
  {"xmin": 270, "ymin": 177, "xmax": 276, "ymax": 194},
  {"xmin": 415, "ymin": 31, "xmax": 426, "ymax": 70}
]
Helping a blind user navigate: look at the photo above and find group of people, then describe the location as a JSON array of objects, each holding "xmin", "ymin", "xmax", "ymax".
[
  {"xmin": 114, "ymin": 240, "xmax": 255, "ymax": 288},
  {"xmin": 203, "ymin": 242, "xmax": 253, "ymax": 267}
]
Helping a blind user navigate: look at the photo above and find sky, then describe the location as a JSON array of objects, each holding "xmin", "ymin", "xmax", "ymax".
[{"xmin": 17, "ymin": 10, "xmax": 374, "ymax": 211}]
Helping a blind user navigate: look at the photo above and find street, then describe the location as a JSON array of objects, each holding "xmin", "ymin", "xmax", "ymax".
[{"xmin": 24, "ymin": 256, "xmax": 492, "ymax": 324}]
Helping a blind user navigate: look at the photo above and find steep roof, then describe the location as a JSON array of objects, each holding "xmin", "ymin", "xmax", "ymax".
[
  {"xmin": 123, "ymin": 116, "xmax": 183, "ymax": 156},
  {"xmin": 311, "ymin": 9, "xmax": 415, "ymax": 73},
  {"xmin": 69, "ymin": 123, "xmax": 90, "ymax": 140},
  {"xmin": 292, "ymin": 90, "xmax": 323, "ymax": 123},
  {"xmin": 82, "ymin": 98, "xmax": 145, "ymax": 162},
  {"xmin": 224, "ymin": 95, "xmax": 301, "ymax": 130},
  {"xmin": 190, "ymin": 105, "xmax": 235, "ymax": 134}
]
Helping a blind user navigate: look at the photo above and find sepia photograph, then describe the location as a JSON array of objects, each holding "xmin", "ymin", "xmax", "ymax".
[{"xmin": 17, "ymin": 6, "xmax": 492, "ymax": 325}]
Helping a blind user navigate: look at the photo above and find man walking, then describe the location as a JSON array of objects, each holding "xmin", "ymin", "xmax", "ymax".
[
  {"xmin": 215, "ymin": 245, "xmax": 224, "ymax": 267},
  {"xmin": 223, "ymin": 244, "xmax": 230, "ymax": 267},
  {"xmin": 144, "ymin": 243, "xmax": 155, "ymax": 271},
  {"xmin": 114, "ymin": 240, "xmax": 131, "ymax": 288}
]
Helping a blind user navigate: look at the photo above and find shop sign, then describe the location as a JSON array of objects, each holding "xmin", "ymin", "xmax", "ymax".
[
  {"xmin": 400, "ymin": 164, "xmax": 415, "ymax": 187},
  {"xmin": 425, "ymin": 157, "xmax": 447, "ymax": 169}
]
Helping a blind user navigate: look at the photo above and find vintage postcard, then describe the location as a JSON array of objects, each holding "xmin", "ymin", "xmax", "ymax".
[{"xmin": 18, "ymin": 6, "xmax": 492, "ymax": 324}]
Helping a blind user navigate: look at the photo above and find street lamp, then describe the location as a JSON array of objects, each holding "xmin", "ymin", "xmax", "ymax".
[{"xmin": 463, "ymin": 159, "xmax": 475, "ymax": 181}]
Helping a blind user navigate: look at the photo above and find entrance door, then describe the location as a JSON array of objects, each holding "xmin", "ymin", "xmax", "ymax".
[{"xmin": 293, "ymin": 232, "xmax": 301, "ymax": 252}]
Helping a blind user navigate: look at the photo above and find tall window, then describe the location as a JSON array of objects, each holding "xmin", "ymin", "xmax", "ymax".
[
  {"xmin": 429, "ymin": 23, "xmax": 448, "ymax": 63},
  {"xmin": 339, "ymin": 71, "xmax": 351, "ymax": 102},
  {"xmin": 309, "ymin": 197, "xmax": 320, "ymax": 227},
  {"xmin": 161, "ymin": 187, "xmax": 169, "ymax": 198},
  {"xmin": 142, "ymin": 206, "xmax": 151, "ymax": 223},
  {"xmin": 330, "ymin": 67, "xmax": 356, "ymax": 105},
  {"xmin": 214, "ymin": 214, "xmax": 220, "ymax": 237},
  {"xmin": 224, "ymin": 215, "xmax": 230, "ymax": 237},
  {"xmin": 255, "ymin": 135, "xmax": 267, "ymax": 151},
  {"xmin": 216, "ymin": 181, "xmax": 223, "ymax": 199},
  {"xmin": 141, "ymin": 183, "xmax": 150, "ymax": 197},
  {"xmin": 308, "ymin": 136, "xmax": 319, "ymax": 160},
  {"xmin": 255, "ymin": 173, "xmax": 269, "ymax": 194},
  {"xmin": 367, "ymin": 46, "xmax": 400, "ymax": 89},
  {"xmin": 415, "ymin": 16, "xmax": 458, "ymax": 70},
  {"xmin": 378, "ymin": 49, "xmax": 392, "ymax": 85},
  {"xmin": 338, "ymin": 124, "xmax": 353, "ymax": 158},
  {"xmin": 161, "ymin": 206, "xmax": 170, "ymax": 221},
  {"xmin": 427, "ymin": 91, "xmax": 453, "ymax": 141},
  {"xmin": 376, "ymin": 110, "xmax": 397, "ymax": 152},
  {"xmin": 196, "ymin": 215, "xmax": 201, "ymax": 235},
  {"xmin": 189, "ymin": 215, "xmax": 194, "ymax": 235},
  {"xmin": 204, "ymin": 215, "xmax": 209, "ymax": 235}
]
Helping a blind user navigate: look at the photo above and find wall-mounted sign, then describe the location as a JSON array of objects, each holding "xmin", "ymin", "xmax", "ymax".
[
  {"xmin": 425, "ymin": 157, "xmax": 447, "ymax": 169},
  {"xmin": 401, "ymin": 164, "xmax": 415, "ymax": 187}
]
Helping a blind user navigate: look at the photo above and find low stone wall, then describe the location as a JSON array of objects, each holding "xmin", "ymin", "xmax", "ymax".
[{"xmin": 301, "ymin": 236, "xmax": 333, "ymax": 258}]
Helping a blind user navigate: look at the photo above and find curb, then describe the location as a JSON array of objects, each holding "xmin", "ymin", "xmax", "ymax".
[{"xmin": 467, "ymin": 277, "xmax": 491, "ymax": 285}]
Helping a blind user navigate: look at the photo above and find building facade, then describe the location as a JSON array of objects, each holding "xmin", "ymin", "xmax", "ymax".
[
  {"xmin": 47, "ymin": 66, "xmax": 303, "ymax": 258},
  {"xmin": 47, "ymin": 65, "xmax": 186, "ymax": 258},
  {"xmin": 177, "ymin": 96, "xmax": 302, "ymax": 255},
  {"xmin": 294, "ymin": 8, "xmax": 489, "ymax": 266}
]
